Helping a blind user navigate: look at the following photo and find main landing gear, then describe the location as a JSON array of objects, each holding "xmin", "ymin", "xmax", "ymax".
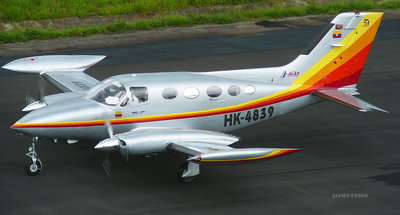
[
  {"xmin": 177, "ymin": 162, "xmax": 200, "ymax": 183},
  {"xmin": 24, "ymin": 137, "xmax": 42, "ymax": 176}
]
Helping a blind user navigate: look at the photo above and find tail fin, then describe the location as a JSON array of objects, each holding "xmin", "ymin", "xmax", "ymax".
[{"xmin": 280, "ymin": 12, "xmax": 383, "ymax": 88}]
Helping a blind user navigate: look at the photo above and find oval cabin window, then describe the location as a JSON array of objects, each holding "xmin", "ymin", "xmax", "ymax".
[
  {"xmin": 245, "ymin": 85, "xmax": 256, "ymax": 95},
  {"xmin": 183, "ymin": 87, "xmax": 200, "ymax": 99},
  {"xmin": 162, "ymin": 88, "xmax": 178, "ymax": 99},
  {"xmin": 206, "ymin": 86, "xmax": 222, "ymax": 98},
  {"xmin": 228, "ymin": 85, "xmax": 240, "ymax": 96}
]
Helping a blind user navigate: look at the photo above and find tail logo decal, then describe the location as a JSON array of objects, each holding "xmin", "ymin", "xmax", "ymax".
[
  {"xmin": 281, "ymin": 71, "xmax": 300, "ymax": 79},
  {"xmin": 281, "ymin": 71, "xmax": 287, "ymax": 78},
  {"xmin": 363, "ymin": 19, "xmax": 370, "ymax": 27}
]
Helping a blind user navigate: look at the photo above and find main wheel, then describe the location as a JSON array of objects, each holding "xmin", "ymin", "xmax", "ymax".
[
  {"xmin": 24, "ymin": 159, "xmax": 42, "ymax": 176},
  {"xmin": 177, "ymin": 162, "xmax": 198, "ymax": 183}
]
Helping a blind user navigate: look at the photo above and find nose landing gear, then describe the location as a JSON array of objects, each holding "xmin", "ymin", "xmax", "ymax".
[{"xmin": 24, "ymin": 137, "xmax": 42, "ymax": 176}]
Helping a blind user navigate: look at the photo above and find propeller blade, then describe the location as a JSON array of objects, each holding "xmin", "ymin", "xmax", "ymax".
[
  {"xmin": 105, "ymin": 120, "xmax": 114, "ymax": 138},
  {"xmin": 102, "ymin": 154, "xmax": 112, "ymax": 178},
  {"xmin": 22, "ymin": 79, "xmax": 48, "ymax": 112},
  {"xmin": 38, "ymin": 76, "xmax": 47, "ymax": 102},
  {"xmin": 25, "ymin": 93, "xmax": 36, "ymax": 106},
  {"xmin": 98, "ymin": 120, "xmax": 116, "ymax": 178}
]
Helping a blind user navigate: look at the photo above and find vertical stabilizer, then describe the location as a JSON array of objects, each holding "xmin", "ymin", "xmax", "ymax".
[{"xmin": 278, "ymin": 12, "xmax": 383, "ymax": 89}]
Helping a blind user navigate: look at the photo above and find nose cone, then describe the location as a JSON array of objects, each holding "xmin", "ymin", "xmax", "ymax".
[
  {"xmin": 95, "ymin": 137, "xmax": 120, "ymax": 152},
  {"xmin": 11, "ymin": 98, "xmax": 106, "ymax": 138}
]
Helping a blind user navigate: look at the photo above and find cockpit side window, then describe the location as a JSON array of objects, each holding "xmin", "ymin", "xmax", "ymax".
[
  {"xmin": 130, "ymin": 87, "xmax": 148, "ymax": 103},
  {"xmin": 89, "ymin": 81, "xmax": 126, "ymax": 106}
]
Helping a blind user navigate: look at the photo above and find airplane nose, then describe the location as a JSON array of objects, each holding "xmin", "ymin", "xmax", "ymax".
[
  {"xmin": 11, "ymin": 98, "xmax": 106, "ymax": 138},
  {"xmin": 10, "ymin": 112, "xmax": 41, "ymax": 131}
]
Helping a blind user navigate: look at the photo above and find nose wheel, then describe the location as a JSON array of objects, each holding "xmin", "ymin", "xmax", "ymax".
[{"xmin": 24, "ymin": 137, "xmax": 43, "ymax": 176}]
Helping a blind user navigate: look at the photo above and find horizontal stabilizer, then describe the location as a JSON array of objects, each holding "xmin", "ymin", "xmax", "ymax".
[
  {"xmin": 187, "ymin": 148, "xmax": 301, "ymax": 163},
  {"xmin": 313, "ymin": 90, "xmax": 388, "ymax": 113}
]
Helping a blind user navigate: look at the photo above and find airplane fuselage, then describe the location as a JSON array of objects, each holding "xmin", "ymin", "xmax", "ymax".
[{"xmin": 12, "ymin": 71, "xmax": 323, "ymax": 139}]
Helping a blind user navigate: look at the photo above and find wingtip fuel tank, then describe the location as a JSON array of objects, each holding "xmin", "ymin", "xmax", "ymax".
[
  {"xmin": 187, "ymin": 148, "xmax": 302, "ymax": 163},
  {"xmin": 2, "ymin": 55, "xmax": 106, "ymax": 73}
]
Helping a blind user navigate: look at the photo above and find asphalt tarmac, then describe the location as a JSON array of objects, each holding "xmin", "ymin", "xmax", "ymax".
[{"xmin": 0, "ymin": 16, "xmax": 399, "ymax": 215}]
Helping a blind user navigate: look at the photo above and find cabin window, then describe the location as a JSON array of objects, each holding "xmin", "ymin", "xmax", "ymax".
[
  {"xmin": 206, "ymin": 86, "xmax": 222, "ymax": 98},
  {"xmin": 162, "ymin": 88, "xmax": 178, "ymax": 100},
  {"xmin": 130, "ymin": 87, "xmax": 148, "ymax": 103},
  {"xmin": 245, "ymin": 85, "xmax": 256, "ymax": 95},
  {"xmin": 228, "ymin": 85, "xmax": 240, "ymax": 96},
  {"xmin": 183, "ymin": 87, "xmax": 200, "ymax": 99}
]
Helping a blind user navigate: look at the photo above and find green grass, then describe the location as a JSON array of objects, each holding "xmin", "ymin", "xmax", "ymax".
[
  {"xmin": 0, "ymin": 0, "xmax": 270, "ymax": 22},
  {"xmin": 0, "ymin": 0, "xmax": 399, "ymax": 44}
]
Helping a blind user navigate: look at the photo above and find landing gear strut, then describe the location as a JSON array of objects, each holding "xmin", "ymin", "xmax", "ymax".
[
  {"xmin": 177, "ymin": 161, "xmax": 199, "ymax": 183},
  {"xmin": 24, "ymin": 137, "xmax": 42, "ymax": 176}
]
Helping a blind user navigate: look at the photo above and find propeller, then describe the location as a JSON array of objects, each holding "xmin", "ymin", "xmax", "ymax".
[
  {"xmin": 38, "ymin": 75, "xmax": 47, "ymax": 103},
  {"xmin": 25, "ymin": 93, "xmax": 36, "ymax": 106},
  {"xmin": 105, "ymin": 120, "xmax": 113, "ymax": 137},
  {"xmin": 22, "ymin": 76, "xmax": 47, "ymax": 112},
  {"xmin": 95, "ymin": 120, "xmax": 120, "ymax": 177}
]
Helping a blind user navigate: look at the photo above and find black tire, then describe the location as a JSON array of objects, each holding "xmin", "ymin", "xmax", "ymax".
[
  {"xmin": 24, "ymin": 159, "xmax": 42, "ymax": 176},
  {"xmin": 177, "ymin": 162, "xmax": 198, "ymax": 183}
]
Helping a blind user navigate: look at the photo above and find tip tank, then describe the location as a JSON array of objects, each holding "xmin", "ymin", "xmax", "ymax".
[{"xmin": 188, "ymin": 148, "xmax": 301, "ymax": 163}]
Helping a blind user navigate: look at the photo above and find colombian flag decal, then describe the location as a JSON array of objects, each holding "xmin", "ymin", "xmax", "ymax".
[
  {"xmin": 333, "ymin": 30, "xmax": 342, "ymax": 38},
  {"xmin": 115, "ymin": 111, "xmax": 122, "ymax": 118}
]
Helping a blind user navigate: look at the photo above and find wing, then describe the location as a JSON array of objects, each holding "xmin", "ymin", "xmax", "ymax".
[
  {"xmin": 163, "ymin": 129, "xmax": 301, "ymax": 163},
  {"xmin": 95, "ymin": 128, "xmax": 300, "ymax": 164},
  {"xmin": 2, "ymin": 55, "xmax": 105, "ymax": 93},
  {"xmin": 41, "ymin": 71, "xmax": 99, "ymax": 93},
  {"xmin": 95, "ymin": 128, "xmax": 301, "ymax": 179}
]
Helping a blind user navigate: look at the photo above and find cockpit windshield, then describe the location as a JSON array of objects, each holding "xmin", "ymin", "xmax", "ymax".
[{"xmin": 87, "ymin": 80, "xmax": 126, "ymax": 106}]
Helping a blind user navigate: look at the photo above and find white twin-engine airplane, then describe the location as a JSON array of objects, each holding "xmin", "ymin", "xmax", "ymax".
[{"xmin": 3, "ymin": 12, "xmax": 387, "ymax": 183}]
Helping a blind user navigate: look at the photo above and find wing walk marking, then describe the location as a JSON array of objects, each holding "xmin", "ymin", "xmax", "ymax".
[{"xmin": 11, "ymin": 13, "xmax": 382, "ymax": 129}]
